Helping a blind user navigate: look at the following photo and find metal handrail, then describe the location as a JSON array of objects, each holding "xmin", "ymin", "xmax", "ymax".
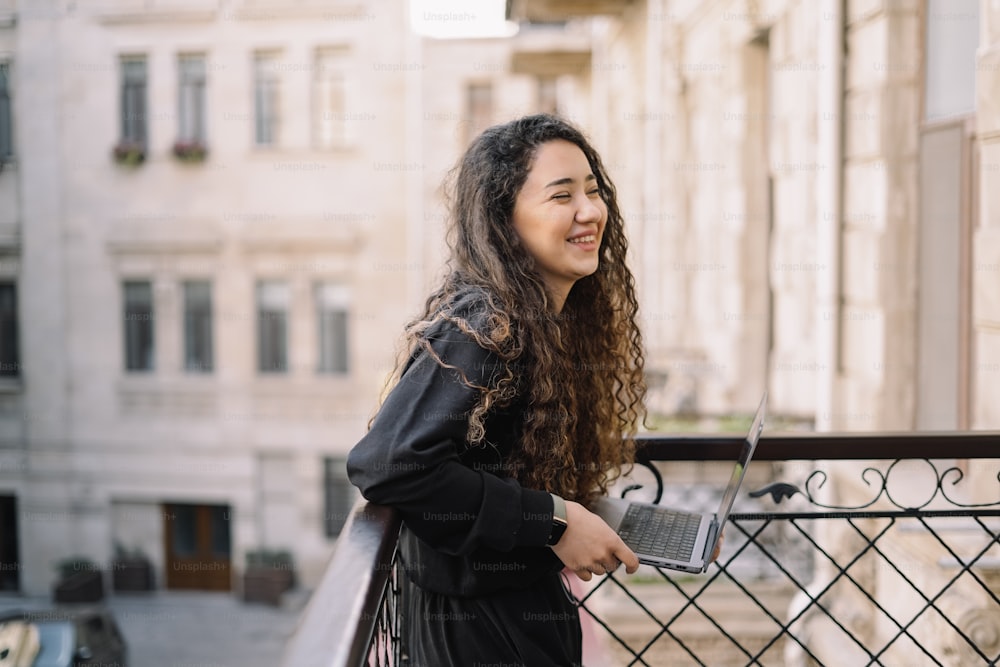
[
  {"xmin": 283, "ymin": 431, "xmax": 1000, "ymax": 666},
  {"xmin": 636, "ymin": 430, "xmax": 1000, "ymax": 460},
  {"xmin": 280, "ymin": 501, "xmax": 401, "ymax": 667}
]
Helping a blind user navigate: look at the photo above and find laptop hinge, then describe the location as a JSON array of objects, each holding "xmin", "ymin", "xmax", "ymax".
[{"xmin": 704, "ymin": 519, "xmax": 720, "ymax": 563}]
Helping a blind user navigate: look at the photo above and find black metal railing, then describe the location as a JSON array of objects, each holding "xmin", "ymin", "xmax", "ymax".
[
  {"xmin": 282, "ymin": 432, "xmax": 1000, "ymax": 667},
  {"xmin": 281, "ymin": 502, "xmax": 401, "ymax": 667}
]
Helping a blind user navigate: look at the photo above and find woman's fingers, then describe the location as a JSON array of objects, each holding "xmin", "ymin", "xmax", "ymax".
[
  {"xmin": 615, "ymin": 543, "xmax": 640, "ymax": 573},
  {"xmin": 710, "ymin": 531, "xmax": 725, "ymax": 563},
  {"xmin": 549, "ymin": 501, "xmax": 645, "ymax": 580}
]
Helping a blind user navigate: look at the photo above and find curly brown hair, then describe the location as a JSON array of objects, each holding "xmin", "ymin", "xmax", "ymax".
[{"xmin": 395, "ymin": 114, "xmax": 646, "ymax": 505}]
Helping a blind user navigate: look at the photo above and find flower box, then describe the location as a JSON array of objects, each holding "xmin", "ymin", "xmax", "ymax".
[
  {"xmin": 111, "ymin": 556, "xmax": 155, "ymax": 592},
  {"xmin": 52, "ymin": 557, "xmax": 105, "ymax": 604},
  {"xmin": 242, "ymin": 549, "xmax": 294, "ymax": 606},
  {"xmin": 172, "ymin": 140, "xmax": 208, "ymax": 163},
  {"xmin": 112, "ymin": 141, "xmax": 146, "ymax": 167}
]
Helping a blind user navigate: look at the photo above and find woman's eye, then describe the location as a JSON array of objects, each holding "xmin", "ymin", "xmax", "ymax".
[
  {"xmin": 587, "ymin": 189, "xmax": 601, "ymax": 197},
  {"xmin": 552, "ymin": 193, "xmax": 571, "ymax": 201}
]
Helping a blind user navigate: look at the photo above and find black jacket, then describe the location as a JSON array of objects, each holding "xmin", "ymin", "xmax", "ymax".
[{"xmin": 346, "ymin": 291, "xmax": 562, "ymax": 597}]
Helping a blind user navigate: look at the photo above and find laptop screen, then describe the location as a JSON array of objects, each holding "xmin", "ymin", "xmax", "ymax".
[{"xmin": 714, "ymin": 394, "xmax": 766, "ymax": 525}]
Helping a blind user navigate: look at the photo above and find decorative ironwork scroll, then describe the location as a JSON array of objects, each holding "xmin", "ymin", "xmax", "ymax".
[
  {"xmin": 750, "ymin": 458, "xmax": 1000, "ymax": 511},
  {"xmin": 621, "ymin": 457, "xmax": 664, "ymax": 504}
]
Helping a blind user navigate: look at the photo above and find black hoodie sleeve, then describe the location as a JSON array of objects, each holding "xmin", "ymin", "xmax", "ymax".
[{"xmin": 346, "ymin": 320, "xmax": 553, "ymax": 556}]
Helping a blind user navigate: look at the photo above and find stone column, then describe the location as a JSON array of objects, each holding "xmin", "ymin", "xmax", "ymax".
[
  {"xmin": 16, "ymin": 0, "xmax": 76, "ymax": 595},
  {"xmin": 973, "ymin": 0, "xmax": 1000, "ymax": 428},
  {"xmin": 836, "ymin": 0, "xmax": 921, "ymax": 431}
]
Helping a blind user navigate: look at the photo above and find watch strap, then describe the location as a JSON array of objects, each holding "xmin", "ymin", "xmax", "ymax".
[{"xmin": 547, "ymin": 493, "xmax": 568, "ymax": 546}]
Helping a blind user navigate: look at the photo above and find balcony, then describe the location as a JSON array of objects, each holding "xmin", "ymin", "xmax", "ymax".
[{"xmin": 282, "ymin": 432, "xmax": 1000, "ymax": 666}]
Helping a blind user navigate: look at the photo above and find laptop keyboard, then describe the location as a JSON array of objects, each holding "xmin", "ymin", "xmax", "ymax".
[{"xmin": 618, "ymin": 504, "xmax": 703, "ymax": 561}]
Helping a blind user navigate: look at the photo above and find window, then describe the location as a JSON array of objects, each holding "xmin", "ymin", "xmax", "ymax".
[
  {"xmin": 923, "ymin": 0, "xmax": 979, "ymax": 121},
  {"xmin": 208, "ymin": 504, "xmax": 231, "ymax": 558},
  {"xmin": 123, "ymin": 281, "xmax": 154, "ymax": 372},
  {"xmin": 253, "ymin": 52, "xmax": 280, "ymax": 146},
  {"xmin": 323, "ymin": 457, "xmax": 358, "ymax": 537},
  {"xmin": 466, "ymin": 82, "xmax": 493, "ymax": 146},
  {"xmin": 0, "ymin": 62, "xmax": 11, "ymax": 161},
  {"xmin": 313, "ymin": 47, "xmax": 350, "ymax": 149},
  {"xmin": 0, "ymin": 283, "xmax": 18, "ymax": 377},
  {"xmin": 171, "ymin": 504, "xmax": 197, "ymax": 557},
  {"xmin": 120, "ymin": 56, "xmax": 147, "ymax": 147},
  {"xmin": 177, "ymin": 54, "xmax": 207, "ymax": 144},
  {"xmin": 315, "ymin": 283, "xmax": 349, "ymax": 374},
  {"xmin": 257, "ymin": 281, "xmax": 288, "ymax": 373},
  {"xmin": 183, "ymin": 280, "xmax": 213, "ymax": 373}
]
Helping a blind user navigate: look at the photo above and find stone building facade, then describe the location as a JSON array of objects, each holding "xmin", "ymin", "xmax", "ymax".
[
  {"xmin": 515, "ymin": 0, "xmax": 997, "ymax": 432},
  {"xmin": 0, "ymin": 0, "xmax": 424, "ymax": 595}
]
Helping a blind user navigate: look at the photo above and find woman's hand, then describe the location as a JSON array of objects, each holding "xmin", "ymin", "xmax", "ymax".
[
  {"xmin": 710, "ymin": 531, "xmax": 725, "ymax": 563},
  {"xmin": 549, "ymin": 501, "xmax": 640, "ymax": 581}
]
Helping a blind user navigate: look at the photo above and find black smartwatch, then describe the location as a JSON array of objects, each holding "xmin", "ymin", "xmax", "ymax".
[{"xmin": 546, "ymin": 493, "xmax": 568, "ymax": 546}]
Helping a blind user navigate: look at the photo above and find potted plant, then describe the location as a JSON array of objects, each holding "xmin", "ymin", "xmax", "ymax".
[
  {"xmin": 112, "ymin": 140, "xmax": 146, "ymax": 167},
  {"xmin": 52, "ymin": 556, "xmax": 105, "ymax": 603},
  {"xmin": 242, "ymin": 548, "xmax": 294, "ymax": 606},
  {"xmin": 111, "ymin": 544, "xmax": 155, "ymax": 592},
  {"xmin": 172, "ymin": 139, "xmax": 208, "ymax": 163}
]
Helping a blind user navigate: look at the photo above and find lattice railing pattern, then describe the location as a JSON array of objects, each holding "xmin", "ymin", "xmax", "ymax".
[
  {"xmin": 570, "ymin": 457, "xmax": 1000, "ymax": 667},
  {"xmin": 365, "ymin": 556, "xmax": 402, "ymax": 666},
  {"xmin": 571, "ymin": 510, "xmax": 999, "ymax": 666},
  {"xmin": 297, "ymin": 436, "xmax": 1000, "ymax": 667}
]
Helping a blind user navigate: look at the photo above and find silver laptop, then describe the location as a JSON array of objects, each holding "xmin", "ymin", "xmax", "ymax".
[{"xmin": 594, "ymin": 392, "xmax": 766, "ymax": 573}]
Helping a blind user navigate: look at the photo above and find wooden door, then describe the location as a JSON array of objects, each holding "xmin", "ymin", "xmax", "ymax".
[{"xmin": 163, "ymin": 503, "xmax": 232, "ymax": 591}]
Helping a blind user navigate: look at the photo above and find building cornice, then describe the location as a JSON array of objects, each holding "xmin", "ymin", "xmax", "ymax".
[
  {"xmin": 105, "ymin": 216, "xmax": 363, "ymax": 257},
  {"xmin": 238, "ymin": 217, "xmax": 363, "ymax": 253},
  {"xmin": 94, "ymin": 7, "xmax": 217, "ymax": 25},
  {"xmin": 225, "ymin": 1, "xmax": 370, "ymax": 23}
]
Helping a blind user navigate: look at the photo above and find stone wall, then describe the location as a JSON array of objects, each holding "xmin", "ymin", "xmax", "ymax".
[
  {"xmin": 592, "ymin": 0, "xmax": 991, "ymax": 432},
  {"xmin": 974, "ymin": 0, "xmax": 1000, "ymax": 428}
]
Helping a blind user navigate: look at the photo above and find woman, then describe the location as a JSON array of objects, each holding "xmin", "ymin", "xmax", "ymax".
[{"xmin": 347, "ymin": 113, "xmax": 646, "ymax": 665}]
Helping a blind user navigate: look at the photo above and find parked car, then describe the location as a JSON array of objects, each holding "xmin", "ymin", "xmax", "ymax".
[{"xmin": 0, "ymin": 607, "xmax": 127, "ymax": 667}]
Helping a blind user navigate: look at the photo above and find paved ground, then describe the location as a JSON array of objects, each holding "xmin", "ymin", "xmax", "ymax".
[{"xmin": 0, "ymin": 588, "xmax": 311, "ymax": 667}]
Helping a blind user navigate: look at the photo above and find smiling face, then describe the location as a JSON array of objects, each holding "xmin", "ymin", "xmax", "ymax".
[{"xmin": 511, "ymin": 139, "xmax": 608, "ymax": 310}]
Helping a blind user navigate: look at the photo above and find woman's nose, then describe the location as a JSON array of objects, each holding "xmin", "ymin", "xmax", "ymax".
[{"xmin": 576, "ymin": 195, "xmax": 603, "ymax": 222}]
